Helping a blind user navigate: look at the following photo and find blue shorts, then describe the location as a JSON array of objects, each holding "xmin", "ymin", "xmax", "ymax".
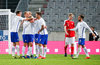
[
  {"xmin": 35, "ymin": 34, "xmax": 41, "ymax": 43},
  {"xmin": 78, "ymin": 38, "xmax": 85, "ymax": 45},
  {"xmin": 11, "ymin": 32, "xmax": 19, "ymax": 43},
  {"xmin": 40, "ymin": 34, "xmax": 48, "ymax": 45},
  {"xmin": 22, "ymin": 34, "xmax": 34, "ymax": 43}
]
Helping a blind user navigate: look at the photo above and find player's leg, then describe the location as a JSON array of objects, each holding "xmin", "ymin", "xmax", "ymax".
[
  {"xmin": 22, "ymin": 35, "xmax": 28, "ymax": 58},
  {"xmin": 16, "ymin": 42, "xmax": 20, "ymax": 57},
  {"xmin": 75, "ymin": 44, "xmax": 81, "ymax": 58},
  {"xmin": 42, "ymin": 44, "xmax": 47, "ymax": 59},
  {"xmin": 74, "ymin": 38, "xmax": 83, "ymax": 58},
  {"xmin": 29, "ymin": 42, "xmax": 33, "ymax": 58},
  {"xmin": 42, "ymin": 35, "xmax": 48, "ymax": 59},
  {"xmin": 12, "ymin": 43, "xmax": 16, "ymax": 58},
  {"xmin": 64, "ymin": 37, "xmax": 69, "ymax": 57},
  {"xmin": 38, "ymin": 35, "xmax": 43, "ymax": 59},
  {"xmin": 34, "ymin": 34, "xmax": 40, "ymax": 58},
  {"xmin": 26, "ymin": 43, "xmax": 31, "ymax": 58},
  {"xmin": 71, "ymin": 44, "xmax": 74, "ymax": 58},
  {"xmin": 35, "ymin": 43, "xmax": 39, "ymax": 58},
  {"xmin": 70, "ymin": 37, "xmax": 75, "ymax": 58},
  {"xmin": 82, "ymin": 45, "xmax": 90, "ymax": 59},
  {"xmin": 28, "ymin": 35, "xmax": 34, "ymax": 58},
  {"xmin": 11, "ymin": 32, "xmax": 17, "ymax": 58},
  {"xmin": 64, "ymin": 45, "xmax": 68, "ymax": 57},
  {"xmin": 22, "ymin": 43, "xmax": 27, "ymax": 58},
  {"xmin": 38, "ymin": 43, "xmax": 43, "ymax": 59}
]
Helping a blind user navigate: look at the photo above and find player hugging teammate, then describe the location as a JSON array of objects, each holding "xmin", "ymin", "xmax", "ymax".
[{"xmin": 11, "ymin": 11, "xmax": 48, "ymax": 59}]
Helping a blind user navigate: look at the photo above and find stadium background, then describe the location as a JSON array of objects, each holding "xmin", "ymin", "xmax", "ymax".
[
  {"xmin": 0, "ymin": 0, "xmax": 100, "ymax": 65},
  {"xmin": 0, "ymin": 0, "xmax": 100, "ymax": 54}
]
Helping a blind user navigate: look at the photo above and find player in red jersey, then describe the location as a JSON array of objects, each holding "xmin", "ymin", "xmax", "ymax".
[{"xmin": 64, "ymin": 13, "xmax": 75, "ymax": 58}]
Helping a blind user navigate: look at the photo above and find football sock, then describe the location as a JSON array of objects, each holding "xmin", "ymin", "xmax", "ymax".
[
  {"xmin": 35, "ymin": 45, "xmax": 39, "ymax": 57},
  {"xmin": 39, "ymin": 46, "xmax": 43, "ymax": 57},
  {"xmin": 64, "ymin": 46, "xmax": 67, "ymax": 54},
  {"xmin": 22, "ymin": 46, "xmax": 25, "ymax": 56},
  {"xmin": 29, "ymin": 46, "xmax": 32, "ymax": 56},
  {"xmin": 83, "ymin": 47, "xmax": 89, "ymax": 57},
  {"xmin": 12, "ymin": 46, "xmax": 15, "ymax": 56},
  {"xmin": 43, "ymin": 47, "xmax": 47, "ymax": 57},
  {"xmin": 76, "ymin": 47, "xmax": 81, "ymax": 57},
  {"xmin": 71, "ymin": 46, "xmax": 74, "ymax": 55},
  {"xmin": 27, "ymin": 47, "xmax": 30, "ymax": 56},
  {"xmin": 16, "ymin": 45, "xmax": 20, "ymax": 56}
]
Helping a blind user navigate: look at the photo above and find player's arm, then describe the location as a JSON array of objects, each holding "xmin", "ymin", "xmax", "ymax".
[
  {"xmin": 21, "ymin": 20, "xmax": 24, "ymax": 25},
  {"xmin": 69, "ymin": 23, "xmax": 78, "ymax": 31},
  {"xmin": 23, "ymin": 18, "xmax": 33, "ymax": 21},
  {"xmin": 84, "ymin": 22, "xmax": 96, "ymax": 37},
  {"xmin": 38, "ymin": 25, "xmax": 45, "ymax": 34},
  {"xmin": 64, "ymin": 26, "xmax": 69, "ymax": 35}
]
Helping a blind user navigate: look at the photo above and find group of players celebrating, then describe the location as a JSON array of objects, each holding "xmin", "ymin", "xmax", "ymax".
[
  {"xmin": 11, "ymin": 11, "xmax": 96, "ymax": 59},
  {"xmin": 11, "ymin": 11, "xmax": 48, "ymax": 59},
  {"xmin": 64, "ymin": 13, "xmax": 96, "ymax": 59}
]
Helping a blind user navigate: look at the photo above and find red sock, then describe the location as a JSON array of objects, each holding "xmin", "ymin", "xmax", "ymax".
[
  {"xmin": 64, "ymin": 47, "xmax": 67, "ymax": 54},
  {"xmin": 71, "ymin": 47, "xmax": 74, "ymax": 55}
]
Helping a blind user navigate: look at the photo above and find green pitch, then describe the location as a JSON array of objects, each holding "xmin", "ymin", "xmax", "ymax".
[{"xmin": 0, "ymin": 54, "xmax": 100, "ymax": 65}]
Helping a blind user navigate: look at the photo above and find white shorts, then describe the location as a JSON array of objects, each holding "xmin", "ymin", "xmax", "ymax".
[{"xmin": 65, "ymin": 37, "xmax": 75, "ymax": 45}]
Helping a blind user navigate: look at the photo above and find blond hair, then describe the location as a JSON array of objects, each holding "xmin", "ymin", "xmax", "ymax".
[
  {"xmin": 68, "ymin": 13, "xmax": 74, "ymax": 17},
  {"xmin": 28, "ymin": 11, "xmax": 32, "ymax": 15}
]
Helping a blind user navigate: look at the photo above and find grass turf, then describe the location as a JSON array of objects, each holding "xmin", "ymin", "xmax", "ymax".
[{"xmin": 0, "ymin": 54, "xmax": 100, "ymax": 65}]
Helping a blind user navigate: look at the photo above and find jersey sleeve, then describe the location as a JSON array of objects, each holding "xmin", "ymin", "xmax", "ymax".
[
  {"xmin": 41, "ymin": 19, "xmax": 45, "ymax": 26},
  {"xmin": 64, "ymin": 21, "xmax": 67, "ymax": 26},
  {"xmin": 19, "ymin": 17, "xmax": 24, "ymax": 22},
  {"xmin": 84, "ymin": 22, "xmax": 93, "ymax": 33},
  {"xmin": 64, "ymin": 20, "xmax": 66, "ymax": 26}
]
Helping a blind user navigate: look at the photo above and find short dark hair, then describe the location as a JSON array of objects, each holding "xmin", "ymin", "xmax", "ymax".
[
  {"xmin": 79, "ymin": 15, "xmax": 84, "ymax": 19},
  {"xmin": 91, "ymin": 26, "xmax": 95, "ymax": 29},
  {"xmin": 36, "ymin": 12, "xmax": 42, "ymax": 16},
  {"xmin": 16, "ymin": 11, "xmax": 22, "ymax": 15}
]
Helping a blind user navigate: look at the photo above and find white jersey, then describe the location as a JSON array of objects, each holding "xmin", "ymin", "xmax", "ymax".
[
  {"xmin": 11, "ymin": 16, "xmax": 23, "ymax": 32},
  {"xmin": 34, "ymin": 18, "xmax": 48, "ymax": 35},
  {"xmin": 71, "ymin": 21, "xmax": 93, "ymax": 38},
  {"xmin": 22, "ymin": 20, "xmax": 34, "ymax": 35},
  {"xmin": 33, "ymin": 20, "xmax": 40, "ymax": 34}
]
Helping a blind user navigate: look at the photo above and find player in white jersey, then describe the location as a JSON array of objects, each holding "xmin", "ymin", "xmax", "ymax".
[
  {"xmin": 69, "ymin": 15, "xmax": 95, "ymax": 59},
  {"xmin": 33, "ymin": 19, "xmax": 41, "ymax": 59},
  {"xmin": 22, "ymin": 11, "xmax": 34, "ymax": 59},
  {"xmin": 11, "ymin": 11, "xmax": 24, "ymax": 58},
  {"xmin": 35, "ymin": 12, "xmax": 48, "ymax": 59}
]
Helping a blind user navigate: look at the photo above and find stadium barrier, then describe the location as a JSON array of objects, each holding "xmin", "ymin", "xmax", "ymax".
[{"xmin": 0, "ymin": 41, "xmax": 100, "ymax": 55}]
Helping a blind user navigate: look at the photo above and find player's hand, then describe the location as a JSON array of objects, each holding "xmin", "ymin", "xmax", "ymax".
[
  {"xmin": 38, "ymin": 31, "xmax": 40, "ymax": 34},
  {"xmin": 44, "ymin": 26, "xmax": 47, "ymax": 29},
  {"xmin": 75, "ymin": 36, "xmax": 77, "ymax": 39},
  {"xmin": 67, "ymin": 29, "xmax": 70, "ymax": 31},
  {"xmin": 66, "ymin": 32, "xmax": 69, "ymax": 35},
  {"xmin": 34, "ymin": 18, "xmax": 37, "ymax": 20},
  {"xmin": 30, "ymin": 19, "xmax": 34, "ymax": 23},
  {"xmin": 92, "ymin": 33, "xmax": 95, "ymax": 37}
]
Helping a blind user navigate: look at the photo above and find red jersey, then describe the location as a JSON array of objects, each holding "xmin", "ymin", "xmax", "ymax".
[{"xmin": 64, "ymin": 20, "xmax": 75, "ymax": 37}]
